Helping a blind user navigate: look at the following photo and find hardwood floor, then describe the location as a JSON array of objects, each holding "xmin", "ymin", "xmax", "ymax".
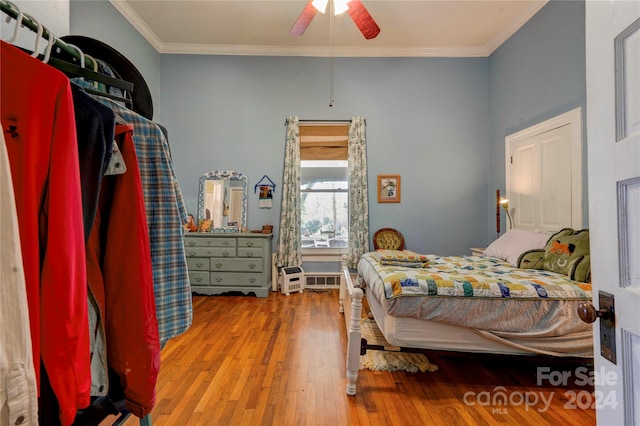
[{"xmin": 114, "ymin": 290, "xmax": 595, "ymax": 425}]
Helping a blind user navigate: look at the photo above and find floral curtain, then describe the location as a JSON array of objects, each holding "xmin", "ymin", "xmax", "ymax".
[
  {"xmin": 275, "ymin": 116, "xmax": 302, "ymax": 267},
  {"xmin": 347, "ymin": 116, "xmax": 369, "ymax": 268}
]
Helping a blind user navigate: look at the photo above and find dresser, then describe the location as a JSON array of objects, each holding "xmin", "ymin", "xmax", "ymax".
[{"xmin": 184, "ymin": 233, "xmax": 273, "ymax": 297}]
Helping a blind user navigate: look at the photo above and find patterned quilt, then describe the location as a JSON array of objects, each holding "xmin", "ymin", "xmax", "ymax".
[{"xmin": 360, "ymin": 253, "xmax": 592, "ymax": 301}]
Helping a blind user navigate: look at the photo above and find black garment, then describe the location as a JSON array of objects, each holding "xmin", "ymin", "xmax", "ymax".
[{"xmin": 71, "ymin": 85, "xmax": 115, "ymax": 241}]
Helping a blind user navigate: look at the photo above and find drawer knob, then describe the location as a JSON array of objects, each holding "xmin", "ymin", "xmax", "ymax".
[
  {"xmin": 195, "ymin": 276, "xmax": 203, "ymax": 282},
  {"xmin": 246, "ymin": 252, "xmax": 254, "ymax": 257},
  {"xmin": 249, "ymin": 263, "xmax": 257, "ymax": 269},
  {"xmin": 215, "ymin": 262, "xmax": 223, "ymax": 268},
  {"xmin": 223, "ymin": 241, "xmax": 230, "ymax": 246},
  {"xmin": 187, "ymin": 250, "xmax": 196, "ymax": 256},
  {"xmin": 246, "ymin": 242, "xmax": 254, "ymax": 247},
  {"xmin": 215, "ymin": 277, "xmax": 223, "ymax": 283},
  {"xmin": 248, "ymin": 277, "xmax": 256, "ymax": 283},
  {"xmin": 223, "ymin": 251, "xmax": 230, "ymax": 257},
  {"xmin": 188, "ymin": 240, "xmax": 196, "ymax": 246},
  {"xmin": 196, "ymin": 262, "xmax": 204, "ymax": 267}
]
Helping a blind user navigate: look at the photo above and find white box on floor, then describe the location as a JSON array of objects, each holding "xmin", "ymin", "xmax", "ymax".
[{"xmin": 280, "ymin": 266, "xmax": 304, "ymax": 295}]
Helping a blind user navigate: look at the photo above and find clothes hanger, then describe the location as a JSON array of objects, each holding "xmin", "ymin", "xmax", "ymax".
[
  {"xmin": 1, "ymin": 0, "xmax": 134, "ymax": 108},
  {"xmin": 4, "ymin": 0, "xmax": 22, "ymax": 44},
  {"xmin": 66, "ymin": 43, "xmax": 85, "ymax": 69},
  {"xmin": 42, "ymin": 28, "xmax": 55, "ymax": 64},
  {"xmin": 26, "ymin": 14, "xmax": 43, "ymax": 58}
]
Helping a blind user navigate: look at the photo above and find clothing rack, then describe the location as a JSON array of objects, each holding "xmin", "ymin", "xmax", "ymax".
[
  {"xmin": 1, "ymin": 0, "xmax": 96, "ymax": 68},
  {"xmin": 2, "ymin": 2, "xmax": 150, "ymax": 425},
  {"xmin": 1, "ymin": 0, "xmax": 134, "ymax": 106}
]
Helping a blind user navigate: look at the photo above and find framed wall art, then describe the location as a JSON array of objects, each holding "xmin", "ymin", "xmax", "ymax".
[{"xmin": 377, "ymin": 175, "xmax": 401, "ymax": 203}]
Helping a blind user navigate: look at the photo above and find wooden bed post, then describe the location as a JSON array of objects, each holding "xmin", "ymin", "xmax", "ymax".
[
  {"xmin": 341, "ymin": 254, "xmax": 363, "ymax": 395},
  {"xmin": 496, "ymin": 189, "xmax": 501, "ymax": 239}
]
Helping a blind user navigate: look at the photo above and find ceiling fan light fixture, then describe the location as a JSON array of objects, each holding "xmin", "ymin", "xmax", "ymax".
[
  {"xmin": 334, "ymin": 0, "xmax": 350, "ymax": 15},
  {"xmin": 312, "ymin": 0, "xmax": 328, "ymax": 14},
  {"xmin": 290, "ymin": 0, "xmax": 379, "ymax": 39}
]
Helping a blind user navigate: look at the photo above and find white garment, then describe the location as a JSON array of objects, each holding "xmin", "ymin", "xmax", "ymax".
[{"xmin": 0, "ymin": 125, "xmax": 38, "ymax": 425}]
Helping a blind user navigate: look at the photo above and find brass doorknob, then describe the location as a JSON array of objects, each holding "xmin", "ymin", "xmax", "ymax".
[{"xmin": 577, "ymin": 302, "xmax": 610, "ymax": 323}]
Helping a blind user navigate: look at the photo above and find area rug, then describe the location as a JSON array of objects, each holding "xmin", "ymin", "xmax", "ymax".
[{"xmin": 359, "ymin": 318, "xmax": 438, "ymax": 373}]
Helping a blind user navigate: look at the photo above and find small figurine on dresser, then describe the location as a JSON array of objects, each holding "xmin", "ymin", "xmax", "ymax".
[
  {"xmin": 184, "ymin": 214, "xmax": 198, "ymax": 232},
  {"xmin": 198, "ymin": 218, "xmax": 213, "ymax": 232}
]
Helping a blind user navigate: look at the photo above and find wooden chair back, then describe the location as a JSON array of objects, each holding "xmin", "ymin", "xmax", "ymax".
[{"xmin": 372, "ymin": 228, "xmax": 406, "ymax": 250}]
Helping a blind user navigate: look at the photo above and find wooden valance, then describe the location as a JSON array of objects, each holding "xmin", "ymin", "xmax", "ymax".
[{"xmin": 299, "ymin": 125, "xmax": 349, "ymax": 160}]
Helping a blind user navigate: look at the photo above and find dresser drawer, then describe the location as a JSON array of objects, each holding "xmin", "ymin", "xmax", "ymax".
[
  {"xmin": 210, "ymin": 272, "xmax": 263, "ymax": 287},
  {"xmin": 209, "ymin": 258, "xmax": 262, "ymax": 272},
  {"xmin": 183, "ymin": 233, "xmax": 272, "ymax": 297},
  {"xmin": 185, "ymin": 237, "xmax": 236, "ymax": 248},
  {"xmin": 189, "ymin": 271, "xmax": 210, "ymax": 286},
  {"xmin": 237, "ymin": 238, "xmax": 264, "ymax": 249},
  {"xmin": 185, "ymin": 247, "xmax": 236, "ymax": 258},
  {"xmin": 237, "ymin": 247, "xmax": 263, "ymax": 258},
  {"xmin": 187, "ymin": 257, "xmax": 210, "ymax": 270}
]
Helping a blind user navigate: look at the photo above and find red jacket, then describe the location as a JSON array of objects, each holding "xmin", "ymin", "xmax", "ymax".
[
  {"xmin": 86, "ymin": 123, "xmax": 160, "ymax": 418},
  {"xmin": 1, "ymin": 41, "xmax": 91, "ymax": 425}
]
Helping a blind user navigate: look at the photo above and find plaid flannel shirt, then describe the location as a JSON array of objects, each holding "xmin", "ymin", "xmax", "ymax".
[{"xmin": 74, "ymin": 80, "xmax": 192, "ymax": 343}]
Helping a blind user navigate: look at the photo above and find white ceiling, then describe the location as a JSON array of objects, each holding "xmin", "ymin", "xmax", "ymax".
[{"xmin": 111, "ymin": 0, "xmax": 548, "ymax": 57}]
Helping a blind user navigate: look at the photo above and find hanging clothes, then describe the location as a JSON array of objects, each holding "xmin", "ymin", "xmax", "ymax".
[
  {"xmin": 84, "ymin": 121, "xmax": 160, "ymax": 418},
  {"xmin": 73, "ymin": 79, "xmax": 193, "ymax": 345},
  {"xmin": 70, "ymin": 84, "xmax": 115, "ymax": 241},
  {"xmin": 0, "ymin": 126, "xmax": 38, "ymax": 426},
  {"xmin": 0, "ymin": 41, "xmax": 91, "ymax": 426},
  {"xmin": 69, "ymin": 82, "xmax": 161, "ymax": 417}
]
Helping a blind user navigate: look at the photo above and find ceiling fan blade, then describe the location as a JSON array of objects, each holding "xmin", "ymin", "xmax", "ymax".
[
  {"xmin": 290, "ymin": 1, "xmax": 318, "ymax": 36},
  {"xmin": 347, "ymin": 0, "xmax": 380, "ymax": 40}
]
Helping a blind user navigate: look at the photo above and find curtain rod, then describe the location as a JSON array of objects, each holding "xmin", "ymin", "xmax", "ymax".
[
  {"xmin": 1, "ymin": 0, "xmax": 97, "ymax": 70},
  {"xmin": 284, "ymin": 119, "xmax": 365, "ymax": 126}
]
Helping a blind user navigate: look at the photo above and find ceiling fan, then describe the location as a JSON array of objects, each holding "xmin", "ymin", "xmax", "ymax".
[{"xmin": 290, "ymin": 0, "xmax": 380, "ymax": 40}]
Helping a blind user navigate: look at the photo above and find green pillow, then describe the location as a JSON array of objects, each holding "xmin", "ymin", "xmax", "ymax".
[
  {"xmin": 517, "ymin": 249, "xmax": 545, "ymax": 269},
  {"xmin": 542, "ymin": 228, "xmax": 590, "ymax": 282}
]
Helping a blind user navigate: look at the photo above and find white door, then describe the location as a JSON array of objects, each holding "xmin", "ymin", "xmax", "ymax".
[
  {"xmin": 586, "ymin": 1, "xmax": 640, "ymax": 424},
  {"xmin": 506, "ymin": 108, "xmax": 583, "ymax": 234}
]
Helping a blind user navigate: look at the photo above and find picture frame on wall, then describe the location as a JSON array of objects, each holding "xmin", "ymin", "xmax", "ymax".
[{"xmin": 377, "ymin": 175, "xmax": 401, "ymax": 203}]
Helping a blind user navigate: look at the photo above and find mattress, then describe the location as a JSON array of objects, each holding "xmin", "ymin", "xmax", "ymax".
[{"xmin": 358, "ymin": 254, "xmax": 594, "ymax": 357}]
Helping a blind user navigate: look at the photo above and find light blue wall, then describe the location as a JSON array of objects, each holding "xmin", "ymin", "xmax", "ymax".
[
  {"xmin": 57, "ymin": 0, "xmax": 586, "ymax": 257},
  {"xmin": 69, "ymin": 0, "xmax": 162, "ymax": 118},
  {"xmin": 158, "ymin": 55, "xmax": 489, "ymax": 255},
  {"xmin": 487, "ymin": 0, "xmax": 587, "ymax": 241}
]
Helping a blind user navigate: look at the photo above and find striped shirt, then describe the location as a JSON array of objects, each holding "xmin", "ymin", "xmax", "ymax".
[{"xmin": 73, "ymin": 80, "xmax": 192, "ymax": 343}]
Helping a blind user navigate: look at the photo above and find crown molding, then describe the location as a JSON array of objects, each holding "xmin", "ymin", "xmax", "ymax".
[
  {"xmin": 109, "ymin": 0, "xmax": 164, "ymax": 52},
  {"xmin": 485, "ymin": 0, "xmax": 548, "ymax": 55},
  {"xmin": 157, "ymin": 43, "xmax": 490, "ymax": 58},
  {"xmin": 110, "ymin": 0, "xmax": 545, "ymax": 58}
]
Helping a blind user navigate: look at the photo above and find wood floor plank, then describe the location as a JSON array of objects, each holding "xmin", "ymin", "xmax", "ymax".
[{"xmin": 104, "ymin": 290, "xmax": 594, "ymax": 426}]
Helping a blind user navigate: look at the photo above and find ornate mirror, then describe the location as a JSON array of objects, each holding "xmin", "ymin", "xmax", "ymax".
[{"xmin": 198, "ymin": 170, "xmax": 247, "ymax": 232}]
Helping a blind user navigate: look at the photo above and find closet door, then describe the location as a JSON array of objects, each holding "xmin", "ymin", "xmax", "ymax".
[{"xmin": 506, "ymin": 108, "xmax": 583, "ymax": 234}]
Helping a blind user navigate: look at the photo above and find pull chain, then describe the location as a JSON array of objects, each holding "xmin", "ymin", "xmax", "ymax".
[{"xmin": 329, "ymin": 2, "xmax": 334, "ymax": 107}]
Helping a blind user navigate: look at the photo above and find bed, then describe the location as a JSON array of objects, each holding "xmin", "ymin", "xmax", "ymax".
[{"xmin": 339, "ymin": 228, "xmax": 593, "ymax": 395}]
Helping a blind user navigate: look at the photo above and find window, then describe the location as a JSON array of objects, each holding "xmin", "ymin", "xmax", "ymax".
[
  {"xmin": 301, "ymin": 160, "xmax": 348, "ymax": 248},
  {"xmin": 299, "ymin": 123, "xmax": 350, "ymax": 249}
]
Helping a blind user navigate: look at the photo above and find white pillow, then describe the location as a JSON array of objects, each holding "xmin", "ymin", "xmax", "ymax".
[{"xmin": 483, "ymin": 229, "xmax": 550, "ymax": 266}]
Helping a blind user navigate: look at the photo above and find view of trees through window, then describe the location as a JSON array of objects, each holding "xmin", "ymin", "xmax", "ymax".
[{"xmin": 300, "ymin": 160, "xmax": 348, "ymax": 248}]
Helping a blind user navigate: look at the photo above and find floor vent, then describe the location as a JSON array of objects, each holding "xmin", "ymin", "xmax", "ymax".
[{"xmin": 305, "ymin": 273, "xmax": 341, "ymax": 289}]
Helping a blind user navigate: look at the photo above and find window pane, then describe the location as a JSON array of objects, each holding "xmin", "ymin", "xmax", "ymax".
[
  {"xmin": 301, "ymin": 192, "xmax": 348, "ymax": 248},
  {"xmin": 301, "ymin": 160, "xmax": 348, "ymax": 190},
  {"xmin": 301, "ymin": 160, "xmax": 348, "ymax": 248}
]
